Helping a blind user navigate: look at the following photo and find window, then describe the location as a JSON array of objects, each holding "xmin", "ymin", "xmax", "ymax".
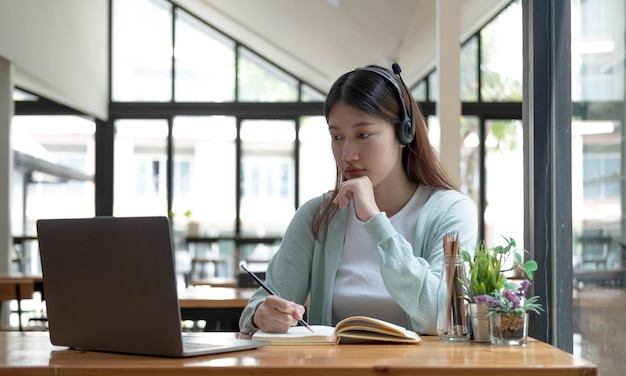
[
  {"xmin": 484, "ymin": 119, "xmax": 524, "ymax": 246},
  {"xmin": 112, "ymin": 0, "xmax": 173, "ymax": 102},
  {"xmin": 238, "ymin": 47, "xmax": 299, "ymax": 102},
  {"xmin": 240, "ymin": 119, "xmax": 296, "ymax": 236},
  {"xmin": 571, "ymin": 1, "xmax": 625, "ymax": 374},
  {"xmin": 174, "ymin": 9, "xmax": 235, "ymax": 102},
  {"xmin": 299, "ymin": 116, "xmax": 336, "ymax": 205},
  {"xmin": 172, "ymin": 116, "xmax": 237, "ymax": 235},
  {"xmin": 480, "ymin": 0, "xmax": 523, "ymax": 101},
  {"xmin": 11, "ymin": 115, "xmax": 95, "ymax": 274},
  {"xmin": 113, "ymin": 119, "xmax": 168, "ymax": 216},
  {"xmin": 461, "ymin": 36, "xmax": 479, "ymax": 102}
]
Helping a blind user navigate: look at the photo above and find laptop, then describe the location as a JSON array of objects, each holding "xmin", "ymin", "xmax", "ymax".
[{"xmin": 36, "ymin": 216, "xmax": 268, "ymax": 357}]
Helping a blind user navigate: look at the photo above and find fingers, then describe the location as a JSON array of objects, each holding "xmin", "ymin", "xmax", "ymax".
[
  {"xmin": 332, "ymin": 190, "xmax": 352, "ymax": 208},
  {"xmin": 253, "ymin": 296, "xmax": 306, "ymax": 333},
  {"xmin": 333, "ymin": 177, "xmax": 380, "ymax": 221}
]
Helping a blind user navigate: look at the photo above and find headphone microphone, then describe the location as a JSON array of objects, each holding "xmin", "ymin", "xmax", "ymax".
[{"xmin": 359, "ymin": 63, "xmax": 416, "ymax": 145}]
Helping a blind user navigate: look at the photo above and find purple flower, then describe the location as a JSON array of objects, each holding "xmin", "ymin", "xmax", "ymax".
[
  {"xmin": 476, "ymin": 279, "xmax": 543, "ymax": 315},
  {"xmin": 519, "ymin": 279, "xmax": 531, "ymax": 293},
  {"xmin": 503, "ymin": 288, "xmax": 521, "ymax": 308},
  {"xmin": 473, "ymin": 294, "xmax": 499, "ymax": 308}
]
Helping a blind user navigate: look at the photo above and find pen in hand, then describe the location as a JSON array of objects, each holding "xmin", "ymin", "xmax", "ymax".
[{"xmin": 239, "ymin": 263, "xmax": 314, "ymax": 333}]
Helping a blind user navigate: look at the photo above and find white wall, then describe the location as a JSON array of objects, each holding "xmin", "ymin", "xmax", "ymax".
[{"xmin": 0, "ymin": 0, "xmax": 109, "ymax": 120}]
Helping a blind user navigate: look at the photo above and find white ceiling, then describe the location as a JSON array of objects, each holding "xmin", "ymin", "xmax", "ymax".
[{"xmin": 174, "ymin": 0, "xmax": 511, "ymax": 93}]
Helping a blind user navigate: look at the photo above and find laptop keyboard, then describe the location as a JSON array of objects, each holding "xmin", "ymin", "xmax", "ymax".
[{"xmin": 182, "ymin": 336, "xmax": 222, "ymax": 350}]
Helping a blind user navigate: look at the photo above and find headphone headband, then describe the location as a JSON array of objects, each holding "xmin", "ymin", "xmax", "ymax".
[{"xmin": 358, "ymin": 64, "xmax": 415, "ymax": 145}]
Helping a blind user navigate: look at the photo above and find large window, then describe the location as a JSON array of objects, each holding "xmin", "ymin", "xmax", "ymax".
[
  {"xmin": 11, "ymin": 114, "xmax": 95, "ymax": 274},
  {"xmin": 112, "ymin": 0, "xmax": 173, "ymax": 102},
  {"xmin": 113, "ymin": 119, "xmax": 168, "ymax": 217},
  {"xmin": 419, "ymin": 0, "xmax": 524, "ymax": 245},
  {"xmin": 172, "ymin": 116, "xmax": 237, "ymax": 235},
  {"xmin": 480, "ymin": 1, "xmax": 523, "ymax": 101},
  {"xmin": 240, "ymin": 119, "xmax": 296, "ymax": 236},
  {"xmin": 299, "ymin": 116, "xmax": 336, "ymax": 204},
  {"xmin": 174, "ymin": 10, "xmax": 236, "ymax": 102},
  {"xmin": 571, "ymin": 1, "xmax": 625, "ymax": 374}
]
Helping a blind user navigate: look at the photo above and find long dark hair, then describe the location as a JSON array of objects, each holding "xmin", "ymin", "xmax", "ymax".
[{"xmin": 312, "ymin": 65, "xmax": 456, "ymax": 239}]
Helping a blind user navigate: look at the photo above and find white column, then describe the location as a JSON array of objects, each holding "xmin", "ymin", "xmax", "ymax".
[
  {"xmin": 436, "ymin": 0, "xmax": 462, "ymax": 188},
  {"xmin": 0, "ymin": 57, "xmax": 14, "ymax": 328},
  {"xmin": 0, "ymin": 57, "xmax": 13, "ymax": 275}
]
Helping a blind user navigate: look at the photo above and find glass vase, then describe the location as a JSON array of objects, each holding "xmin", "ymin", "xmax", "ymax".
[
  {"xmin": 488, "ymin": 312, "xmax": 528, "ymax": 345},
  {"xmin": 436, "ymin": 255, "xmax": 470, "ymax": 342}
]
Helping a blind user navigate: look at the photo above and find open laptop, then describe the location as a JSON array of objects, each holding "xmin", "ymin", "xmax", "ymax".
[{"xmin": 36, "ymin": 216, "xmax": 268, "ymax": 357}]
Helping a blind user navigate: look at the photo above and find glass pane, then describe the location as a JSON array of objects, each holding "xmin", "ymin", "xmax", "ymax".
[
  {"xmin": 426, "ymin": 115, "xmax": 440, "ymax": 154},
  {"xmin": 299, "ymin": 116, "xmax": 336, "ymax": 205},
  {"xmin": 483, "ymin": 119, "xmax": 523, "ymax": 247},
  {"xmin": 112, "ymin": 0, "xmax": 173, "ymax": 102},
  {"xmin": 12, "ymin": 115, "xmax": 95, "ymax": 274},
  {"xmin": 172, "ymin": 116, "xmax": 237, "ymax": 280},
  {"xmin": 174, "ymin": 9, "xmax": 235, "ymax": 102},
  {"xmin": 460, "ymin": 116, "xmax": 480, "ymax": 203},
  {"xmin": 480, "ymin": 0, "xmax": 522, "ymax": 101},
  {"xmin": 113, "ymin": 119, "xmax": 168, "ymax": 217},
  {"xmin": 172, "ymin": 116, "xmax": 236, "ymax": 235},
  {"xmin": 428, "ymin": 71, "xmax": 439, "ymax": 102},
  {"xmin": 13, "ymin": 89, "xmax": 37, "ymax": 101},
  {"xmin": 240, "ymin": 119, "xmax": 296, "ymax": 236},
  {"xmin": 461, "ymin": 36, "xmax": 479, "ymax": 102},
  {"xmin": 572, "ymin": 0, "xmax": 623, "ymax": 101},
  {"xmin": 301, "ymin": 84, "xmax": 326, "ymax": 102},
  {"xmin": 238, "ymin": 47, "xmax": 298, "ymax": 102},
  {"xmin": 412, "ymin": 81, "xmax": 427, "ymax": 102},
  {"xmin": 571, "ymin": 2, "xmax": 626, "ymax": 374}
]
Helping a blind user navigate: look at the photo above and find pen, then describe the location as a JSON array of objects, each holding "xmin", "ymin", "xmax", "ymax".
[{"xmin": 239, "ymin": 263, "xmax": 314, "ymax": 333}]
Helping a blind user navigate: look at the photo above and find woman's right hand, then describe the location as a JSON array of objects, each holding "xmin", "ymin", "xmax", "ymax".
[{"xmin": 253, "ymin": 295, "xmax": 306, "ymax": 333}]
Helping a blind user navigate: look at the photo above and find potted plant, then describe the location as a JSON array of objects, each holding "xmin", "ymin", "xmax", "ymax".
[
  {"xmin": 475, "ymin": 278, "xmax": 543, "ymax": 345},
  {"xmin": 462, "ymin": 236, "xmax": 538, "ymax": 342}
]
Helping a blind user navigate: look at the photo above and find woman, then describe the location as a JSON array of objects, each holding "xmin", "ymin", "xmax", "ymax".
[{"xmin": 239, "ymin": 64, "xmax": 477, "ymax": 335}]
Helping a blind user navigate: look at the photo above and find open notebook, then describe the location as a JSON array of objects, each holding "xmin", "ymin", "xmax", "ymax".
[
  {"xmin": 37, "ymin": 216, "xmax": 268, "ymax": 357},
  {"xmin": 252, "ymin": 316, "xmax": 422, "ymax": 345}
]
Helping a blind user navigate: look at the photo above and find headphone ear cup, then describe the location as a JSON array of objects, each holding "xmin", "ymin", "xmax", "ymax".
[
  {"xmin": 358, "ymin": 65, "xmax": 415, "ymax": 145},
  {"xmin": 397, "ymin": 119, "xmax": 415, "ymax": 145}
]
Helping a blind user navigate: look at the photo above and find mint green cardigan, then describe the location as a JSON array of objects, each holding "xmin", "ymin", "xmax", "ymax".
[{"xmin": 239, "ymin": 188, "xmax": 477, "ymax": 335}]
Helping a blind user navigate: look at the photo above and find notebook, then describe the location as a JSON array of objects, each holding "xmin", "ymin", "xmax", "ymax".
[{"xmin": 36, "ymin": 216, "xmax": 268, "ymax": 357}]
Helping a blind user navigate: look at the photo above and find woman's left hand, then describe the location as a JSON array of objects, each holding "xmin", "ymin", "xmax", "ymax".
[{"xmin": 333, "ymin": 176, "xmax": 380, "ymax": 221}]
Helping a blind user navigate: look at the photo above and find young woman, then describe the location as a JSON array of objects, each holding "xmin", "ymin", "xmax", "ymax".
[{"xmin": 239, "ymin": 64, "xmax": 477, "ymax": 335}]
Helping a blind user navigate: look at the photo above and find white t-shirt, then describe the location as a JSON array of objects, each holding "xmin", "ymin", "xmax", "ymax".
[{"xmin": 332, "ymin": 185, "xmax": 433, "ymax": 326}]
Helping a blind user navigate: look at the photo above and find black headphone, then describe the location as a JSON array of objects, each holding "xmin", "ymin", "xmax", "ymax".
[{"xmin": 358, "ymin": 63, "xmax": 415, "ymax": 145}]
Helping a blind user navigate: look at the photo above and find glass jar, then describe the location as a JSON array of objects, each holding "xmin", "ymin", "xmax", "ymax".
[
  {"xmin": 489, "ymin": 312, "xmax": 529, "ymax": 345},
  {"xmin": 436, "ymin": 255, "xmax": 470, "ymax": 342}
]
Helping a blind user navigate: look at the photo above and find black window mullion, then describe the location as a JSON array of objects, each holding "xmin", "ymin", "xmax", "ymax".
[
  {"xmin": 167, "ymin": 117, "xmax": 174, "ymax": 219},
  {"xmin": 523, "ymin": 0, "xmax": 573, "ymax": 351}
]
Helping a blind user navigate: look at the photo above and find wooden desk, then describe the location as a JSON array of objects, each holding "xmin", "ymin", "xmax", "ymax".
[
  {"xmin": 0, "ymin": 276, "xmax": 35, "ymax": 331},
  {"xmin": 190, "ymin": 257, "xmax": 228, "ymax": 278},
  {"xmin": 573, "ymin": 287, "xmax": 626, "ymax": 308},
  {"xmin": 0, "ymin": 331, "xmax": 597, "ymax": 375},
  {"xmin": 190, "ymin": 277, "xmax": 238, "ymax": 288},
  {"xmin": 573, "ymin": 267, "xmax": 626, "ymax": 286},
  {"xmin": 0, "ymin": 277, "xmax": 34, "ymax": 301},
  {"xmin": 186, "ymin": 236, "xmax": 281, "ymax": 277},
  {"xmin": 178, "ymin": 287, "xmax": 256, "ymax": 331}
]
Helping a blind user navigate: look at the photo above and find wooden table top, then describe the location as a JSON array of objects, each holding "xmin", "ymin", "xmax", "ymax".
[
  {"xmin": 0, "ymin": 331, "xmax": 597, "ymax": 376},
  {"xmin": 189, "ymin": 277, "xmax": 238, "ymax": 288},
  {"xmin": 178, "ymin": 287, "xmax": 256, "ymax": 309},
  {"xmin": 573, "ymin": 286, "xmax": 626, "ymax": 308},
  {"xmin": 0, "ymin": 276, "xmax": 34, "ymax": 300}
]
